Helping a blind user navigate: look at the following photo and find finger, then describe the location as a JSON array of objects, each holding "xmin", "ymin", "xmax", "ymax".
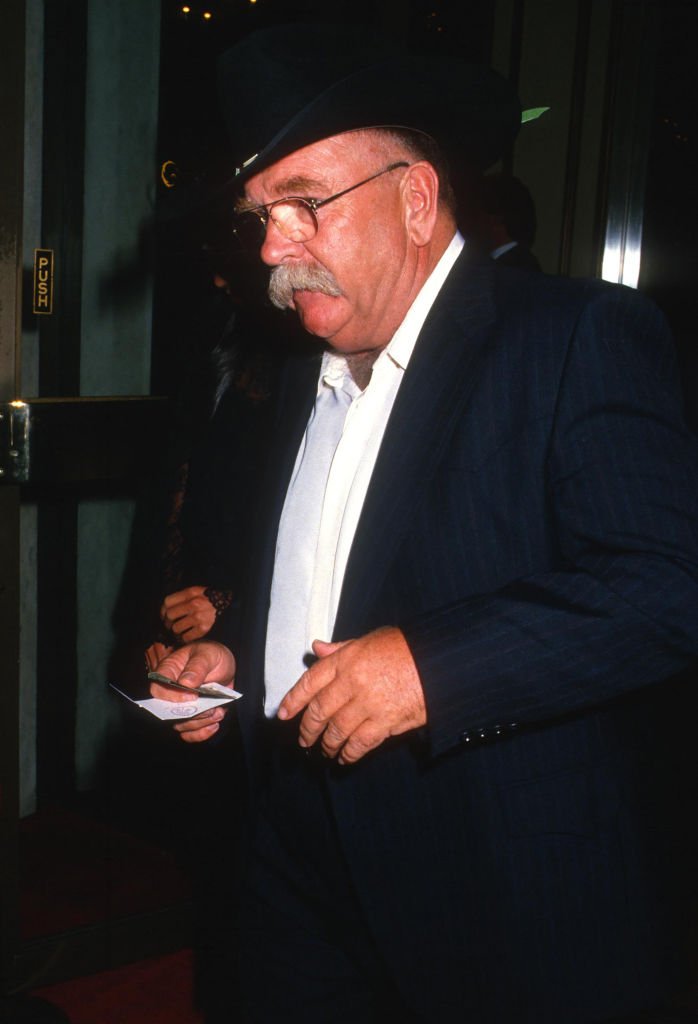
[
  {"xmin": 316, "ymin": 703, "xmax": 369, "ymax": 758},
  {"xmin": 297, "ymin": 678, "xmax": 356, "ymax": 748},
  {"xmin": 172, "ymin": 606, "xmax": 215, "ymax": 638},
  {"xmin": 160, "ymin": 596, "xmax": 186, "ymax": 624},
  {"xmin": 163, "ymin": 586, "xmax": 205, "ymax": 609},
  {"xmin": 167, "ymin": 600, "xmax": 215, "ymax": 636},
  {"xmin": 336, "ymin": 719, "xmax": 385, "ymax": 765},
  {"xmin": 179, "ymin": 647, "xmax": 235, "ymax": 687},
  {"xmin": 176, "ymin": 704, "xmax": 228, "ymax": 742},
  {"xmin": 277, "ymin": 657, "xmax": 338, "ymax": 721},
  {"xmin": 311, "ymin": 638, "xmax": 349, "ymax": 658},
  {"xmin": 178, "ymin": 722, "xmax": 221, "ymax": 743},
  {"xmin": 150, "ymin": 680, "xmax": 196, "ymax": 702},
  {"xmin": 160, "ymin": 602, "xmax": 182, "ymax": 626},
  {"xmin": 313, "ymin": 693, "xmax": 377, "ymax": 758},
  {"xmin": 162, "ymin": 604, "xmax": 191, "ymax": 630},
  {"xmin": 170, "ymin": 615, "xmax": 197, "ymax": 637},
  {"xmin": 178, "ymin": 623, "xmax": 207, "ymax": 641},
  {"xmin": 174, "ymin": 704, "xmax": 226, "ymax": 732},
  {"xmin": 150, "ymin": 641, "xmax": 235, "ymax": 699},
  {"xmin": 175, "ymin": 717, "xmax": 223, "ymax": 741},
  {"xmin": 161, "ymin": 595, "xmax": 199, "ymax": 628},
  {"xmin": 148, "ymin": 642, "xmax": 173, "ymax": 667}
]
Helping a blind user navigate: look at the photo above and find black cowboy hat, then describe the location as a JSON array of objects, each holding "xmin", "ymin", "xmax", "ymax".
[{"xmin": 217, "ymin": 24, "xmax": 521, "ymax": 188}]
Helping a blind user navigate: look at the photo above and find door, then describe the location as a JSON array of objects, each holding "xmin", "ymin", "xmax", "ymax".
[{"xmin": 0, "ymin": 0, "xmax": 191, "ymax": 993}]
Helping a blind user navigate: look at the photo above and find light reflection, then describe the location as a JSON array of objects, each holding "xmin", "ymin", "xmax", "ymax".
[
  {"xmin": 601, "ymin": 244, "xmax": 621, "ymax": 284},
  {"xmin": 601, "ymin": 237, "xmax": 642, "ymax": 289}
]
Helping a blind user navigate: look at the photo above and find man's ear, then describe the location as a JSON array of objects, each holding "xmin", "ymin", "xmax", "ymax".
[{"xmin": 402, "ymin": 162, "xmax": 441, "ymax": 246}]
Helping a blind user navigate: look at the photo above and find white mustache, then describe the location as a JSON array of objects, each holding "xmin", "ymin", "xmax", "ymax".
[{"xmin": 268, "ymin": 262, "xmax": 342, "ymax": 310}]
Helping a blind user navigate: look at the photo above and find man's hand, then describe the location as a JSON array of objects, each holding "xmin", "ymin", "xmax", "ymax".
[
  {"xmin": 278, "ymin": 627, "xmax": 426, "ymax": 764},
  {"xmin": 160, "ymin": 586, "xmax": 216, "ymax": 641},
  {"xmin": 150, "ymin": 641, "xmax": 236, "ymax": 743}
]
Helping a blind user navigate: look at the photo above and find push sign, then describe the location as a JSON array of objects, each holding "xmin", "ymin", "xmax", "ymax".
[{"xmin": 33, "ymin": 249, "xmax": 54, "ymax": 314}]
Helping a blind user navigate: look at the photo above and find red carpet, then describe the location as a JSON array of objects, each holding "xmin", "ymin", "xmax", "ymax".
[
  {"xmin": 32, "ymin": 949, "xmax": 204, "ymax": 1024},
  {"xmin": 20, "ymin": 805, "xmax": 191, "ymax": 940}
]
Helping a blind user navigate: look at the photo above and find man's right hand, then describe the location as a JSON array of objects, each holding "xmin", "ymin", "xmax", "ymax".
[{"xmin": 150, "ymin": 641, "xmax": 236, "ymax": 743}]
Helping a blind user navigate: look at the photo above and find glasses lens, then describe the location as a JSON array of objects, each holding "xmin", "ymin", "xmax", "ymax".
[
  {"xmin": 231, "ymin": 211, "xmax": 266, "ymax": 254},
  {"xmin": 271, "ymin": 199, "xmax": 317, "ymax": 242},
  {"xmin": 232, "ymin": 198, "xmax": 318, "ymax": 253}
]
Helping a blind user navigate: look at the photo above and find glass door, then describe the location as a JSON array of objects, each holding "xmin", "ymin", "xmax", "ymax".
[{"xmin": 0, "ymin": 0, "xmax": 193, "ymax": 993}]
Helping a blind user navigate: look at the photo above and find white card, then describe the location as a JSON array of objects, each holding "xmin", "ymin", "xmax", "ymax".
[{"xmin": 110, "ymin": 683, "xmax": 242, "ymax": 721}]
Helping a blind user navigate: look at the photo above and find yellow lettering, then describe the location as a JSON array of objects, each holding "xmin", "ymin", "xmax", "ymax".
[{"xmin": 33, "ymin": 250, "xmax": 54, "ymax": 314}]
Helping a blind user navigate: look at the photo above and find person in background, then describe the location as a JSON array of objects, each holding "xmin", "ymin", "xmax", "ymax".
[
  {"xmin": 465, "ymin": 171, "xmax": 542, "ymax": 271},
  {"xmin": 145, "ymin": 255, "xmax": 298, "ymax": 669}
]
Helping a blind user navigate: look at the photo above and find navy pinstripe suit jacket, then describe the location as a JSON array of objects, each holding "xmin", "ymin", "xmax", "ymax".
[{"xmin": 226, "ymin": 250, "xmax": 698, "ymax": 1022}]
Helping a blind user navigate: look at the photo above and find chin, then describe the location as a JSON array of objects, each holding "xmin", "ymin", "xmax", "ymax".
[{"xmin": 294, "ymin": 292, "xmax": 350, "ymax": 342}]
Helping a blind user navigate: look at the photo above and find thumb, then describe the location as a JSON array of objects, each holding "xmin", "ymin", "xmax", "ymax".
[
  {"xmin": 159, "ymin": 641, "xmax": 234, "ymax": 687},
  {"xmin": 311, "ymin": 638, "xmax": 349, "ymax": 659}
]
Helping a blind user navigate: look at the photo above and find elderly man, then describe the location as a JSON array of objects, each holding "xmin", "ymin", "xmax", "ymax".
[{"xmin": 151, "ymin": 27, "xmax": 698, "ymax": 1024}]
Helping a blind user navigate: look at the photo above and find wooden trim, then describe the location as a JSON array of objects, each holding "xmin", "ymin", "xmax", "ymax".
[
  {"xmin": 0, "ymin": 488, "xmax": 21, "ymax": 991},
  {"xmin": 39, "ymin": 0, "xmax": 88, "ymax": 397}
]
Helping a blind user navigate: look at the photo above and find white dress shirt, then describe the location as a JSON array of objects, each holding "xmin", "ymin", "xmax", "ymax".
[{"xmin": 263, "ymin": 232, "xmax": 465, "ymax": 715}]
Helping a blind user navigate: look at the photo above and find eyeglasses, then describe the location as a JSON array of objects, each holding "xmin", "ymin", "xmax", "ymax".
[{"xmin": 232, "ymin": 161, "xmax": 409, "ymax": 252}]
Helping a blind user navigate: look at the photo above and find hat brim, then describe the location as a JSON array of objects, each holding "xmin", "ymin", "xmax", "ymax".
[{"xmin": 230, "ymin": 56, "xmax": 521, "ymax": 188}]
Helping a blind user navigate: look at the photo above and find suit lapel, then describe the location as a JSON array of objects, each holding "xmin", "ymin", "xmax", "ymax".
[{"xmin": 334, "ymin": 253, "xmax": 498, "ymax": 636}]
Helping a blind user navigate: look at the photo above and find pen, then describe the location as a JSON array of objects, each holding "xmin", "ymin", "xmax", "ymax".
[{"xmin": 147, "ymin": 670, "xmax": 232, "ymax": 700}]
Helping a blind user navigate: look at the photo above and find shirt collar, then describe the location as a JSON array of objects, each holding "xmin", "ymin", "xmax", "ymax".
[
  {"xmin": 318, "ymin": 230, "xmax": 465, "ymax": 389},
  {"xmin": 385, "ymin": 230, "xmax": 464, "ymax": 370}
]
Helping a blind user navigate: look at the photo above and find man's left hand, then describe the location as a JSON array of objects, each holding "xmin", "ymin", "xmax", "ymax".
[{"xmin": 277, "ymin": 627, "xmax": 426, "ymax": 764}]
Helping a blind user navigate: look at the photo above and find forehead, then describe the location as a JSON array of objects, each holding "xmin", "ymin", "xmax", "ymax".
[{"xmin": 243, "ymin": 132, "xmax": 383, "ymax": 202}]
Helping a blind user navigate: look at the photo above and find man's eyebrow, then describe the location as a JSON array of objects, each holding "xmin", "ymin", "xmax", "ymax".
[
  {"xmin": 269, "ymin": 174, "xmax": 328, "ymax": 197},
  {"xmin": 236, "ymin": 174, "xmax": 330, "ymax": 213}
]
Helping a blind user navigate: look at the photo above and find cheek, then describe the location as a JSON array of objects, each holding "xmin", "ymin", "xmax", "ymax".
[
  {"xmin": 292, "ymin": 291, "xmax": 354, "ymax": 339},
  {"xmin": 329, "ymin": 244, "xmax": 389, "ymax": 312},
  {"xmin": 308, "ymin": 211, "xmax": 404, "ymax": 328}
]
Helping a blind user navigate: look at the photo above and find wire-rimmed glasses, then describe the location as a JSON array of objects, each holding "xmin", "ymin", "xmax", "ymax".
[{"xmin": 232, "ymin": 161, "xmax": 409, "ymax": 252}]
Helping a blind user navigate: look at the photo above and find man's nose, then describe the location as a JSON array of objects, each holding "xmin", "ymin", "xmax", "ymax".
[{"xmin": 260, "ymin": 218, "xmax": 305, "ymax": 267}]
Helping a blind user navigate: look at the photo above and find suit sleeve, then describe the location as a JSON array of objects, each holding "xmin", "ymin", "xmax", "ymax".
[{"xmin": 402, "ymin": 286, "xmax": 698, "ymax": 757}]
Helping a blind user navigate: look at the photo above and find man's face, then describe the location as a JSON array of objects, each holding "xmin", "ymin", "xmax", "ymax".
[{"xmin": 242, "ymin": 133, "xmax": 417, "ymax": 354}]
